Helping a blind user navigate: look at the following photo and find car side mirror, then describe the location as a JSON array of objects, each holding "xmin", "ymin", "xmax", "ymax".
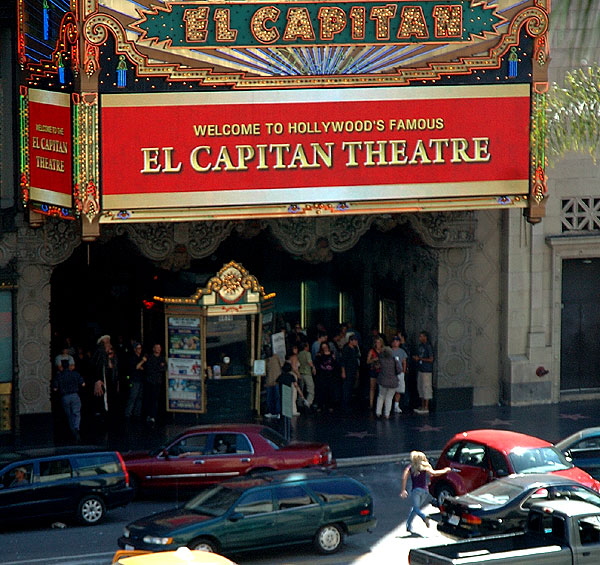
[
  {"xmin": 496, "ymin": 469, "xmax": 508, "ymax": 478},
  {"xmin": 229, "ymin": 512, "xmax": 244, "ymax": 522},
  {"xmin": 160, "ymin": 449, "xmax": 170, "ymax": 459}
]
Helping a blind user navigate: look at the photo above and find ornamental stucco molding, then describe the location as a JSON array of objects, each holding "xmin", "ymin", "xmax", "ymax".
[
  {"xmin": 111, "ymin": 222, "xmax": 236, "ymax": 268},
  {"xmin": 0, "ymin": 230, "xmax": 17, "ymax": 268},
  {"xmin": 115, "ymin": 213, "xmax": 477, "ymax": 266}
]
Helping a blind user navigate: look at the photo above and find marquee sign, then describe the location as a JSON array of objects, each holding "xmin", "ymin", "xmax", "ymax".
[
  {"xmin": 17, "ymin": 0, "xmax": 550, "ymax": 225},
  {"xmin": 133, "ymin": 1, "xmax": 502, "ymax": 49},
  {"xmin": 75, "ymin": 0, "xmax": 549, "ymax": 89},
  {"xmin": 100, "ymin": 84, "xmax": 531, "ymax": 221}
]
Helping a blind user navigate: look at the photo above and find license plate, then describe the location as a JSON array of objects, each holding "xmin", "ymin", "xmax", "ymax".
[
  {"xmin": 448, "ymin": 515, "xmax": 460, "ymax": 526},
  {"xmin": 125, "ymin": 544, "xmax": 134, "ymax": 550}
]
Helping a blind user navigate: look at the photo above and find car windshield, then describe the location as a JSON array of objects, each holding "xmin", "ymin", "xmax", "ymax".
[
  {"xmin": 509, "ymin": 447, "xmax": 573, "ymax": 473},
  {"xmin": 184, "ymin": 485, "xmax": 243, "ymax": 515},
  {"xmin": 260, "ymin": 427, "xmax": 288, "ymax": 449},
  {"xmin": 465, "ymin": 481, "xmax": 524, "ymax": 506}
]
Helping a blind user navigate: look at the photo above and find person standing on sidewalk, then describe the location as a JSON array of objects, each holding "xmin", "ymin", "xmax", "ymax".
[
  {"xmin": 143, "ymin": 343, "xmax": 166, "ymax": 425},
  {"xmin": 125, "ymin": 343, "xmax": 146, "ymax": 419},
  {"xmin": 413, "ymin": 331, "xmax": 434, "ymax": 414},
  {"xmin": 264, "ymin": 347, "xmax": 282, "ymax": 418},
  {"xmin": 367, "ymin": 336, "xmax": 384, "ymax": 410},
  {"xmin": 298, "ymin": 341, "xmax": 316, "ymax": 409},
  {"xmin": 400, "ymin": 451, "xmax": 450, "ymax": 534},
  {"xmin": 52, "ymin": 359, "xmax": 85, "ymax": 442},
  {"xmin": 375, "ymin": 346, "xmax": 400, "ymax": 418},
  {"xmin": 340, "ymin": 334, "xmax": 361, "ymax": 413},
  {"xmin": 391, "ymin": 336, "xmax": 408, "ymax": 414}
]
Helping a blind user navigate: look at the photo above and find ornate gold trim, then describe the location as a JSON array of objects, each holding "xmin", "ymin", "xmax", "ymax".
[
  {"xmin": 84, "ymin": 6, "xmax": 549, "ymax": 88},
  {"xmin": 73, "ymin": 92, "xmax": 100, "ymax": 222},
  {"xmin": 101, "ymin": 194, "xmax": 527, "ymax": 223},
  {"xmin": 155, "ymin": 261, "xmax": 267, "ymax": 304}
]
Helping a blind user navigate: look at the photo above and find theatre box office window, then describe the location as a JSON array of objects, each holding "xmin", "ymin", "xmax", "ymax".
[{"xmin": 154, "ymin": 262, "xmax": 274, "ymax": 418}]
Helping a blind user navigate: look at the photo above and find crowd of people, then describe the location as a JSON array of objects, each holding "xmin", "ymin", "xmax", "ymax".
[
  {"xmin": 262, "ymin": 322, "xmax": 435, "ymax": 420},
  {"xmin": 50, "ymin": 334, "xmax": 166, "ymax": 442},
  {"xmin": 50, "ymin": 322, "xmax": 435, "ymax": 441}
]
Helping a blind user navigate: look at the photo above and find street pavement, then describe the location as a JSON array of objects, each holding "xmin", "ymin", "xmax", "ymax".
[{"xmin": 15, "ymin": 397, "xmax": 600, "ymax": 463}]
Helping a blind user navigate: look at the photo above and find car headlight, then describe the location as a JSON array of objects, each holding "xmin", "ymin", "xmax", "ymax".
[
  {"xmin": 123, "ymin": 528, "xmax": 130, "ymax": 538},
  {"xmin": 143, "ymin": 535, "xmax": 174, "ymax": 545}
]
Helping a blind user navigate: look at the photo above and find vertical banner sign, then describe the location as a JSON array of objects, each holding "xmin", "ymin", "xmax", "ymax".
[
  {"xmin": 167, "ymin": 316, "xmax": 203, "ymax": 412},
  {"xmin": 28, "ymin": 89, "xmax": 72, "ymax": 207}
]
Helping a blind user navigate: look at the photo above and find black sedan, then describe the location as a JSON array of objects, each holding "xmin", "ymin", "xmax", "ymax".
[
  {"xmin": 556, "ymin": 427, "xmax": 600, "ymax": 480},
  {"xmin": 438, "ymin": 473, "xmax": 600, "ymax": 538}
]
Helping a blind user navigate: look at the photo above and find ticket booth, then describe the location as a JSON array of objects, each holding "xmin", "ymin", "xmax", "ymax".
[{"xmin": 154, "ymin": 262, "xmax": 273, "ymax": 421}]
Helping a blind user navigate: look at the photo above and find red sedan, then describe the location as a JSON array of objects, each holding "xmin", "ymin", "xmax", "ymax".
[
  {"xmin": 122, "ymin": 424, "xmax": 335, "ymax": 493},
  {"xmin": 430, "ymin": 429, "xmax": 600, "ymax": 504}
]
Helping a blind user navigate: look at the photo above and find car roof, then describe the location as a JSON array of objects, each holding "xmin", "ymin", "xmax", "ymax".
[
  {"xmin": 0, "ymin": 447, "xmax": 119, "ymax": 465},
  {"xmin": 219, "ymin": 468, "xmax": 341, "ymax": 489},
  {"xmin": 446, "ymin": 430, "xmax": 552, "ymax": 452},
  {"xmin": 486, "ymin": 473, "xmax": 581, "ymax": 489},
  {"xmin": 116, "ymin": 548, "xmax": 237, "ymax": 564},
  {"xmin": 556, "ymin": 427, "xmax": 600, "ymax": 450},
  {"xmin": 179, "ymin": 424, "xmax": 268, "ymax": 434}
]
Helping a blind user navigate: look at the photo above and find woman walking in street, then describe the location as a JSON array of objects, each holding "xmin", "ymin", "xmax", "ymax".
[{"xmin": 400, "ymin": 451, "xmax": 450, "ymax": 534}]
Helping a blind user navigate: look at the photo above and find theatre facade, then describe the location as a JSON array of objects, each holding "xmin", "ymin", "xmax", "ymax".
[{"xmin": 0, "ymin": 0, "xmax": 560, "ymax": 434}]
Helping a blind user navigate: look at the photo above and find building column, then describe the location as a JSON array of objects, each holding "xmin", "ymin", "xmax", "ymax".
[
  {"xmin": 15, "ymin": 218, "xmax": 80, "ymax": 419},
  {"xmin": 16, "ymin": 260, "xmax": 52, "ymax": 415},
  {"xmin": 502, "ymin": 210, "xmax": 553, "ymax": 405}
]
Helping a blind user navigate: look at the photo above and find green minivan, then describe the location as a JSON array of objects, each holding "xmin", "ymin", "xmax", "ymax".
[{"xmin": 119, "ymin": 469, "xmax": 376, "ymax": 556}]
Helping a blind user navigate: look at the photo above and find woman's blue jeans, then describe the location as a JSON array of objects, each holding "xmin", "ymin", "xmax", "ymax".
[{"xmin": 406, "ymin": 487, "xmax": 432, "ymax": 531}]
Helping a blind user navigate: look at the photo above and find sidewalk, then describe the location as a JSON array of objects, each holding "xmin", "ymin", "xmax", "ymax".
[{"xmin": 16, "ymin": 398, "xmax": 600, "ymax": 462}]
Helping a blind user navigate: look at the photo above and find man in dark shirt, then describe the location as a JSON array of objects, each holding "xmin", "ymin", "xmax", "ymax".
[
  {"xmin": 413, "ymin": 331, "xmax": 434, "ymax": 415},
  {"xmin": 52, "ymin": 359, "xmax": 85, "ymax": 441}
]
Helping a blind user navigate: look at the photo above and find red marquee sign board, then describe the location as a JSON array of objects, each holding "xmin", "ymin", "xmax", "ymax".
[
  {"xmin": 100, "ymin": 84, "xmax": 530, "ymax": 220},
  {"xmin": 27, "ymin": 89, "xmax": 73, "ymax": 209}
]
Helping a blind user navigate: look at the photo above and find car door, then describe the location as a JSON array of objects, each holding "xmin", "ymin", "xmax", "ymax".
[
  {"xmin": 221, "ymin": 488, "xmax": 277, "ymax": 551},
  {"xmin": 573, "ymin": 515, "xmax": 600, "ymax": 565},
  {"xmin": 144, "ymin": 433, "xmax": 211, "ymax": 487},
  {"xmin": 449, "ymin": 442, "xmax": 491, "ymax": 493},
  {"xmin": 0, "ymin": 463, "xmax": 37, "ymax": 521},
  {"xmin": 196, "ymin": 433, "xmax": 255, "ymax": 484},
  {"xmin": 272, "ymin": 484, "xmax": 323, "ymax": 544},
  {"xmin": 35, "ymin": 458, "xmax": 78, "ymax": 516}
]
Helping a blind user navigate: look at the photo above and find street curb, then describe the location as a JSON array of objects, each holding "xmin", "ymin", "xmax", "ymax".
[{"xmin": 337, "ymin": 450, "xmax": 442, "ymax": 468}]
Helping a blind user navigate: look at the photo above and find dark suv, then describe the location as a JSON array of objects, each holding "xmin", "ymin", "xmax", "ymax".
[
  {"xmin": 0, "ymin": 447, "xmax": 134, "ymax": 525},
  {"xmin": 119, "ymin": 468, "xmax": 376, "ymax": 556}
]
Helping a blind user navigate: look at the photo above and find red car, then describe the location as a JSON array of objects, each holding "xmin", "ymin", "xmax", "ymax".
[
  {"xmin": 122, "ymin": 424, "xmax": 335, "ymax": 494},
  {"xmin": 430, "ymin": 429, "xmax": 600, "ymax": 504}
]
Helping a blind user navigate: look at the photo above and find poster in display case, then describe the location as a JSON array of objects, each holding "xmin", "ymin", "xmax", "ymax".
[{"xmin": 166, "ymin": 316, "xmax": 204, "ymax": 412}]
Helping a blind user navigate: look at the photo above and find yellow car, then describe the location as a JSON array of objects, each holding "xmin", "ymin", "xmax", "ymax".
[{"xmin": 113, "ymin": 547, "xmax": 237, "ymax": 564}]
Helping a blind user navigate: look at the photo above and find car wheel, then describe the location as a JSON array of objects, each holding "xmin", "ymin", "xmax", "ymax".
[
  {"xmin": 434, "ymin": 483, "xmax": 456, "ymax": 506},
  {"xmin": 314, "ymin": 523, "xmax": 344, "ymax": 554},
  {"xmin": 77, "ymin": 495, "xmax": 106, "ymax": 525},
  {"xmin": 189, "ymin": 538, "xmax": 218, "ymax": 552}
]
